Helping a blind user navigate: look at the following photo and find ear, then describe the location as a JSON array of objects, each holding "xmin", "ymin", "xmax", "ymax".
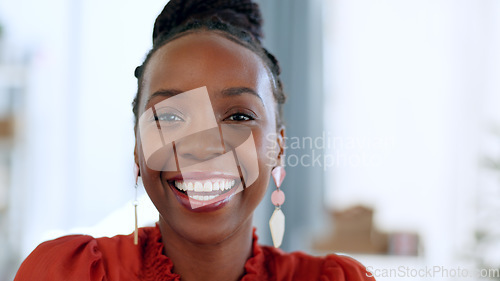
[
  {"xmin": 134, "ymin": 141, "xmax": 140, "ymax": 177},
  {"xmin": 276, "ymin": 125, "xmax": 285, "ymax": 166}
]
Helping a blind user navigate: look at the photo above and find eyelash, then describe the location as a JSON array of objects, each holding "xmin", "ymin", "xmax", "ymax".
[
  {"xmin": 225, "ymin": 113, "xmax": 255, "ymax": 122},
  {"xmin": 152, "ymin": 112, "xmax": 255, "ymax": 122},
  {"xmin": 154, "ymin": 113, "xmax": 183, "ymax": 122}
]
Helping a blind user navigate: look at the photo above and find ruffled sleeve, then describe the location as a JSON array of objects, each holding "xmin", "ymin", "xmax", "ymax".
[
  {"xmin": 320, "ymin": 254, "xmax": 376, "ymax": 281},
  {"xmin": 14, "ymin": 235, "xmax": 106, "ymax": 281}
]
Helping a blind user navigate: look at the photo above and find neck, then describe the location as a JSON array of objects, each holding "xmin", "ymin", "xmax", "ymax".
[{"xmin": 158, "ymin": 217, "xmax": 254, "ymax": 281}]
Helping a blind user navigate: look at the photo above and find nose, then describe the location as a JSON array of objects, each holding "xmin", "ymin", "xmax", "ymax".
[{"xmin": 174, "ymin": 127, "xmax": 225, "ymax": 164}]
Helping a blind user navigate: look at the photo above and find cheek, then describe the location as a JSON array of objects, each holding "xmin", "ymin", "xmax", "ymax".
[
  {"xmin": 137, "ymin": 137, "xmax": 163, "ymax": 191},
  {"xmin": 228, "ymin": 128, "xmax": 277, "ymax": 196},
  {"xmin": 257, "ymin": 135, "xmax": 279, "ymax": 170},
  {"xmin": 138, "ymin": 132, "xmax": 178, "ymax": 172},
  {"xmin": 254, "ymin": 127, "xmax": 281, "ymax": 180},
  {"xmin": 257, "ymin": 120, "xmax": 281, "ymax": 164}
]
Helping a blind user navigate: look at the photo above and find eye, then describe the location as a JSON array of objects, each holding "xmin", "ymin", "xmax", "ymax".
[
  {"xmin": 225, "ymin": 113, "xmax": 254, "ymax": 122},
  {"xmin": 155, "ymin": 113, "xmax": 183, "ymax": 122}
]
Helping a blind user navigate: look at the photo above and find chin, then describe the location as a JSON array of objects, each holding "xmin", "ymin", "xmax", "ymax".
[
  {"xmin": 163, "ymin": 211, "xmax": 249, "ymax": 245},
  {"xmin": 154, "ymin": 172, "xmax": 267, "ymax": 244}
]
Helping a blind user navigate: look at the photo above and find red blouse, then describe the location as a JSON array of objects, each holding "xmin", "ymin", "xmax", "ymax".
[{"xmin": 14, "ymin": 225, "xmax": 374, "ymax": 281}]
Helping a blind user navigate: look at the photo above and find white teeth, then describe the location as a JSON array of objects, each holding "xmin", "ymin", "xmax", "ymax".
[
  {"xmin": 175, "ymin": 181, "xmax": 187, "ymax": 191},
  {"xmin": 203, "ymin": 182, "xmax": 212, "ymax": 192},
  {"xmin": 194, "ymin": 182, "xmax": 203, "ymax": 192},
  {"xmin": 188, "ymin": 194, "xmax": 219, "ymax": 201},
  {"xmin": 174, "ymin": 178, "xmax": 237, "ymax": 198}
]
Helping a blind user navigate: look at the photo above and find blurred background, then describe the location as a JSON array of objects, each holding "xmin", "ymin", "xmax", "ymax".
[{"xmin": 1, "ymin": 0, "xmax": 499, "ymax": 280}]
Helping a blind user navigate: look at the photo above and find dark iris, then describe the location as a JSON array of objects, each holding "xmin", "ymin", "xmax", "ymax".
[{"xmin": 227, "ymin": 113, "xmax": 253, "ymax": 121}]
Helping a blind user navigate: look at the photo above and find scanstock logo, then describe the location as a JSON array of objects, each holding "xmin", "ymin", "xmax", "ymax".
[{"xmin": 138, "ymin": 86, "xmax": 259, "ymax": 209}]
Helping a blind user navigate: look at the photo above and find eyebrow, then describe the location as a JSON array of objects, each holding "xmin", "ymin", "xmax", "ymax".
[
  {"xmin": 221, "ymin": 87, "xmax": 264, "ymax": 105},
  {"xmin": 146, "ymin": 89, "xmax": 183, "ymax": 105},
  {"xmin": 146, "ymin": 87, "xmax": 264, "ymax": 106}
]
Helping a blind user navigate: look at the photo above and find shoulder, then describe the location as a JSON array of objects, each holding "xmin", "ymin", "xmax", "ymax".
[
  {"xmin": 14, "ymin": 235, "xmax": 105, "ymax": 281},
  {"xmin": 260, "ymin": 245, "xmax": 375, "ymax": 281},
  {"xmin": 14, "ymin": 227, "xmax": 155, "ymax": 281}
]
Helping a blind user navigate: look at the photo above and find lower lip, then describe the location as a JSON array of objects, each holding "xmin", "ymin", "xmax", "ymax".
[{"xmin": 167, "ymin": 181, "xmax": 240, "ymax": 212}]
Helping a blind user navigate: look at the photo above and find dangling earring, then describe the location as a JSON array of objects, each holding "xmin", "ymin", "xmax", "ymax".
[
  {"xmin": 269, "ymin": 166, "xmax": 286, "ymax": 248},
  {"xmin": 133, "ymin": 164, "xmax": 139, "ymax": 245}
]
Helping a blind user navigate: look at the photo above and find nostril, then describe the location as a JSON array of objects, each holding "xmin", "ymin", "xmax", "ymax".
[
  {"xmin": 174, "ymin": 127, "xmax": 225, "ymax": 162},
  {"xmin": 180, "ymin": 150, "xmax": 223, "ymax": 161}
]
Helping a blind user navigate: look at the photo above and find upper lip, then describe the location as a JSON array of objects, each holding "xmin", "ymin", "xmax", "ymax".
[{"xmin": 166, "ymin": 171, "xmax": 240, "ymax": 181}]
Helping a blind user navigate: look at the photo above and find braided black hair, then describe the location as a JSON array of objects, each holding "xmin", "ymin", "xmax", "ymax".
[{"xmin": 132, "ymin": 0, "xmax": 286, "ymax": 130}]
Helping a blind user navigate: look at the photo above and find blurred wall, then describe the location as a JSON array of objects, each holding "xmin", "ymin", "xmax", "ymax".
[
  {"xmin": 324, "ymin": 0, "xmax": 500, "ymax": 267},
  {"xmin": 0, "ymin": 1, "xmax": 168, "ymax": 279}
]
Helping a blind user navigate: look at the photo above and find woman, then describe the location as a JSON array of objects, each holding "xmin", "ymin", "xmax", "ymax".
[{"xmin": 14, "ymin": 0, "xmax": 374, "ymax": 280}]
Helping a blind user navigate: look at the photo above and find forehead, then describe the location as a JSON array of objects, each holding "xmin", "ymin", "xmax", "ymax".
[{"xmin": 140, "ymin": 32, "xmax": 272, "ymax": 105}]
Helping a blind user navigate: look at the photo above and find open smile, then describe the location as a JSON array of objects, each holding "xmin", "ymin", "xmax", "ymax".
[
  {"xmin": 165, "ymin": 172, "xmax": 242, "ymax": 212},
  {"xmin": 173, "ymin": 178, "xmax": 238, "ymax": 201}
]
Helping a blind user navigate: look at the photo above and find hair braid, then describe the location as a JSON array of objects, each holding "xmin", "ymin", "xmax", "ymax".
[{"xmin": 153, "ymin": 0, "xmax": 263, "ymax": 42}]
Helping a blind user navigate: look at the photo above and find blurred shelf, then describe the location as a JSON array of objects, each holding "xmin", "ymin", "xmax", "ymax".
[{"xmin": 0, "ymin": 117, "xmax": 14, "ymax": 139}]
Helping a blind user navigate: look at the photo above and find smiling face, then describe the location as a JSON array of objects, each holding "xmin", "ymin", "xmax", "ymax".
[{"xmin": 135, "ymin": 31, "xmax": 282, "ymax": 244}]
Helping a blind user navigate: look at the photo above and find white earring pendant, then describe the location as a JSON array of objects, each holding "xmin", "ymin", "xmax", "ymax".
[{"xmin": 269, "ymin": 207, "xmax": 285, "ymax": 248}]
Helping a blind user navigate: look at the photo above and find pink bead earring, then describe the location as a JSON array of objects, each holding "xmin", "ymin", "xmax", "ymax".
[
  {"xmin": 269, "ymin": 166, "xmax": 286, "ymax": 248},
  {"xmin": 133, "ymin": 164, "xmax": 139, "ymax": 245}
]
